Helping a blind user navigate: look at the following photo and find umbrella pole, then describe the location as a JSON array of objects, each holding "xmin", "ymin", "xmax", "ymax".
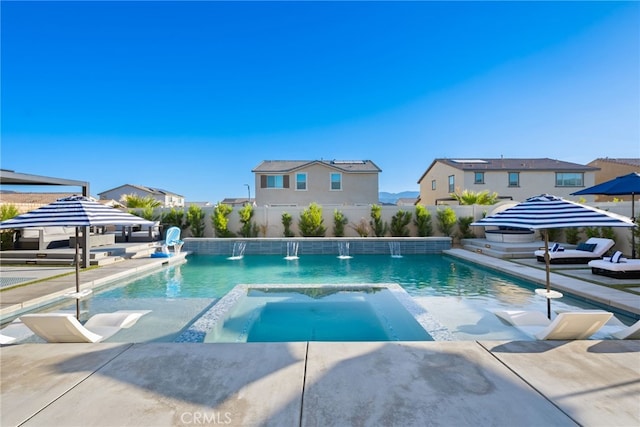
[
  {"xmin": 544, "ymin": 230, "xmax": 551, "ymax": 319},
  {"xmin": 75, "ymin": 227, "xmax": 80, "ymax": 320},
  {"xmin": 632, "ymin": 195, "xmax": 636, "ymax": 259}
]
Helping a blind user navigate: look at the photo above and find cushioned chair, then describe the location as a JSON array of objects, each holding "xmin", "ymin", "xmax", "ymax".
[
  {"xmin": 494, "ymin": 310, "xmax": 612, "ymax": 340},
  {"xmin": 588, "ymin": 253, "xmax": 640, "ymax": 279},
  {"xmin": 534, "ymin": 237, "xmax": 615, "ymax": 264},
  {"xmin": 20, "ymin": 310, "xmax": 151, "ymax": 343}
]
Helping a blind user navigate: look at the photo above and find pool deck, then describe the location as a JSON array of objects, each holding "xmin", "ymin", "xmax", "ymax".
[{"xmin": 1, "ymin": 249, "xmax": 639, "ymax": 426}]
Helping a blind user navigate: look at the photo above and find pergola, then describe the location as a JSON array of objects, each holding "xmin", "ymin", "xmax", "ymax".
[{"xmin": 0, "ymin": 169, "xmax": 92, "ymax": 268}]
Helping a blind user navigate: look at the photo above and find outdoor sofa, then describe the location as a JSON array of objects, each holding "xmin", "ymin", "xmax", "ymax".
[
  {"xmin": 588, "ymin": 252, "xmax": 640, "ymax": 279},
  {"xmin": 15, "ymin": 226, "xmax": 75, "ymax": 250}
]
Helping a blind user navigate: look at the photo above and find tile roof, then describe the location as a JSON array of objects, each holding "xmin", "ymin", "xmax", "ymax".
[
  {"xmin": 436, "ymin": 158, "xmax": 598, "ymax": 171},
  {"xmin": 98, "ymin": 184, "xmax": 183, "ymax": 198},
  {"xmin": 591, "ymin": 158, "xmax": 640, "ymax": 167},
  {"xmin": 252, "ymin": 160, "xmax": 381, "ymax": 173}
]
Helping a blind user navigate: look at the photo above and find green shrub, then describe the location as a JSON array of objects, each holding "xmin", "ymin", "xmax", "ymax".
[
  {"xmin": 436, "ymin": 206, "xmax": 457, "ymax": 237},
  {"xmin": 298, "ymin": 203, "xmax": 326, "ymax": 237},
  {"xmin": 1, "ymin": 204, "xmax": 19, "ymax": 250},
  {"xmin": 457, "ymin": 216, "xmax": 476, "ymax": 239},
  {"xmin": 543, "ymin": 228, "xmax": 562, "ymax": 243},
  {"xmin": 121, "ymin": 194, "xmax": 162, "ymax": 209},
  {"xmin": 212, "ymin": 203, "xmax": 235, "ymax": 237},
  {"xmin": 414, "ymin": 205, "xmax": 432, "ymax": 237},
  {"xmin": 186, "ymin": 205, "xmax": 206, "ymax": 237},
  {"xmin": 390, "ymin": 210, "xmax": 412, "ymax": 237},
  {"xmin": 333, "ymin": 209, "xmax": 348, "ymax": 237},
  {"xmin": 370, "ymin": 204, "xmax": 388, "ymax": 237},
  {"xmin": 161, "ymin": 208, "xmax": 186, "ymax": 230},
  {"xmin": 564, "ymin": 227, "xmax": 580, "ymax": 245},
  {"xmin": 238, "ymin": 204, "xmax": 258, "ymax": 237},
  {"xmin": 282, "ymin": 212, "xmax": 294, "ymax": 237}
]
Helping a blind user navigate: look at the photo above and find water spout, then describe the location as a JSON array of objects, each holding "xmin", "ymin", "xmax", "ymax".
[
  {"xmin": 389, "ymin": 241, "xmax": 402, "ymax": 258},
  {"xmin": 337, "ymin": 241, "xmax": 352, "ymax": 259},
  {"xmin": 284, "ymin": 241, "xmax": 299, "ymax": 260},
  {"xmin": 228, "ymin": 241, "xmax": 247, "ymax": 260}
]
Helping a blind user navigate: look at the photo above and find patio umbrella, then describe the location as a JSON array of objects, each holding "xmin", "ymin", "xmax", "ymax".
[
  {"xmin": 0, "ymin": 195, "xmax": 154, "ymax": 319},
  {"xmin": 471, "ymin": 194, "xmax": 635, "ymax": 318},
  {"xmin": 572, "ymin": 172, "xmax": 640, "ymax": 258}
]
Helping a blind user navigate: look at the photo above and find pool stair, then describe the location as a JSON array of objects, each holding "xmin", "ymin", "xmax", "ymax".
[
  {"xmin": 461, "ymin": 238, "xmax": 544, "ymax": 259},
  {"xmin": 0, "ymin": 242, "xmax": 158, "ymax": 266}
]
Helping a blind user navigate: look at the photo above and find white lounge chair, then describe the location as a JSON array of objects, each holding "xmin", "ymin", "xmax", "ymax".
[
  {"xmin": 494, "ymin": 310, "xmax": 612, "ymax": 340},
  {"xmin": 588, "ymin": 256, "xmax": 640, "ymax": 279},
  {"xmin": 534, "ymin": 237, "xmax": 615, "ymax": 264},
  {"xmin": 20, "ymin": 310, "xmax": 151, "ymax": 343},
  {"xmin": 554, "ymin": 309, "xmax": 640, "ymax": 340}
]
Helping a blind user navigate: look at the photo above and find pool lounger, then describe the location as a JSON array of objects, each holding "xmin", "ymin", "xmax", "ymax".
[
  {"xmin": 588, "ymin": 258, "xmax": 640, "ymax": 280},
  {"xmin": 19, "ymin": 310, "xmax": 151, "ymax": 343},
  {"xmin": 494, "ymin": 310, "xmax": 612, "ymax": 340},
  {"xmin": 534, "ymin": 237, "xmax": 615, "ymax": 264}
]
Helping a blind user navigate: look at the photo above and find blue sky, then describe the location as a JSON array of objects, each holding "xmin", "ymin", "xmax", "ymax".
[{"xmin": 2, "ymin": 1, "xmax": 638, "ymax": 203}]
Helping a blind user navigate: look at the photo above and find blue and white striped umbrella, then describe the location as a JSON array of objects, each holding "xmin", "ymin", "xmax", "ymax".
[
  {"xmin": 0, "ymin": 195, "xmax": 154, "ymax": 319},
  {"xmin": 470, "ymin": 194, "xmax": 635, "ymax": 230},
  {"xmin": 0, "ymin": 195, "xmax": 154, "ymax": 229},
  {"xmin": 471, "ymin": 194, "xmax": 635, "ymax": 318}
]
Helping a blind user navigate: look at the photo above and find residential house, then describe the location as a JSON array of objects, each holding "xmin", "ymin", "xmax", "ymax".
[
  {"xmin": 417, "ymin": 158, "xmax": 599, "ymax": 205},
  {"xmin": 586, "ymin": 158, "xmax": 640, "ymax": 202},
  {"xmin": 252, "ymin": 160, "xmax": 381, "ymax": 206},
  {"xmin": 98, "ymin": 184, "xmax": 185, "ymax": 208}
]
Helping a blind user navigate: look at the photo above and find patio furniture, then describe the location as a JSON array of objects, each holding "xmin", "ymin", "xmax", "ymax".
[
  {"xmin": 20, "ymin": 310, "xmax": 151, "ymax": 343},
  {"xmin": 588, "ymin": 256, "xmax": 640, "ymax": 279},
  {"xmin": 494, "ymin": 310, "xmax": 612, "ymax": 340},
  {"xmin": 534, "ymin": 237, "xmax": 615, "ymax": 264}
]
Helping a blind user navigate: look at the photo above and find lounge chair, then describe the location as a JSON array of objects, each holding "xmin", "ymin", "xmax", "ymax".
[
  {"xmin": 20, "ymin": 310, "xmax": 151, "ymax": 343},
  {"xmin": 588, "ymin": 255, "xmax": 640, "ymax": 279},
  {"xmin": 534, "ymin": 237, "xmax": 615, "ymax": 264},
  {"xmin": 494, "ymin": 310, "xmax": 612, "ymax": 340},
  {"xmin": 554, "ymin": 309, "xmax": 640, "ymax": 339},
  {"xmin": 155, "ymin": 226, "xmax": 184, "ymax": 256}
]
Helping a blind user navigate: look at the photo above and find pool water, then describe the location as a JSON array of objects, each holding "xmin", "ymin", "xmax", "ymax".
[
  {"xmin": 204, "ymin": 286, "xmax": 433, "ymax": 343},
  {"xmin": 37, "ymin": 254, "xmax": 634, "ymax": 342}
]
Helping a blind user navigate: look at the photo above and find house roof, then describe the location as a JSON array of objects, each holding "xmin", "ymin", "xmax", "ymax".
[
  {"xmin": 98, "ymin": 184, "xmax": 184, "ymax": 198},
  {"xmin": 0, "ymin": 192, "xmax": 123, "ymax": 207},
  {"xmin": 252, "ymin": 160, "xmax": 381, "ymax": 173},
  {"xmin": 417, "ymin": 158, "xmax": 598, "ymax": 183},
  {"xmin": 590, "ymin": 158, "xmax": 640, "ymax": 168}
]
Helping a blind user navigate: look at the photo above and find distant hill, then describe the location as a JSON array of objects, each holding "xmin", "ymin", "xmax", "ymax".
[{"xmin": 379, "ymin": 191, "xmax": 419, "ymax": 205}]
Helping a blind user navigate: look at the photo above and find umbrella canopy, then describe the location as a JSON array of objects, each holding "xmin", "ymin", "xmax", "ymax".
[
  {"xmin": 572, "ymin": 172, "xmax": 640, "ymax": 258},
  {"xmin": 0, "ymin": 195, "xmax": 154, "ymax": 319},
  {"xmin": 471, "ymin": 194, "xmax": 635, "ymax": 318}
]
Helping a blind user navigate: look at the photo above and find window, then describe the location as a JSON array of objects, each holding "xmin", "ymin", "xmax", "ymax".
[
  {"xmin": 330, "ymin": 173, "xmax": 342, "ymax": 190},
  {"xmin": 556, "ymin": 173, "xmax": 583, "ymax": 187},
  {"xmin": 508, "ymin": 172, "xmax": 519, "ymax": 187},
  {"xmin": 448, "ymin": 175, "xmax": 455, "ymax": 193},
  {"xmin": 474, "ymin": 172, "xmax": 484, "ymax": 184},
  {"xmin": 261, "ymin": 175, "xmax": 288, "ymax": 188},
  {"xmin": 296, "ymin": 173, "xmax": 307, "ymax": 190},
  {"xmin": 431, "ymin": 180, "xmax": 436, "ymax": 191}
]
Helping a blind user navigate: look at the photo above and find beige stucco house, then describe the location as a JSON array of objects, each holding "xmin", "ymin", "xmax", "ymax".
[
  {"xmin": 252, "ymin": 160, "xmax": 381, "ymax": 206},
  {"xmin": 98, "ymin": 184, "xmax": 185, "ymax": 208},
  {"xmin": 586, "ymin": 158, "xmax": 640, "ymax": 202},
  {"xmin": 417, "ymin": 158, "xmax": 599, "ymax": 205}
]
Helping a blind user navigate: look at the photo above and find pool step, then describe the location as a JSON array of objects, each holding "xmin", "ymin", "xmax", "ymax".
[{"xmin": 460, "ymin": 238, "xmax": 543, "ymax": 259}]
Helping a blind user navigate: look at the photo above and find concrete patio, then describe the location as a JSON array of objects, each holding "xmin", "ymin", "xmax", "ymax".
[{"xmin": 2, "ymin": 340, "xmax": 639, "ymax": 426}]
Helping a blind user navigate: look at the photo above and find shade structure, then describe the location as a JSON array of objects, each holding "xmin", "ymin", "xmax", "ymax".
[
  {"xmin": 0, "ymin": 195, "xmax": 154, "ymax": 319},
  {"xmin": 471, "ymin": 194, "xmax": 635, "ymax": 318},
  {"xmin": 572, "ymin": 172, "xmax": 640, "ymax": 258}
]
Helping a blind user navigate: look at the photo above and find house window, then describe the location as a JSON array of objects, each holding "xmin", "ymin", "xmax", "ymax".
[
  {"xmin": 262, "ymin": 175, "xmax": 287, "ymax": 188},
  {"xmin": 556, "ymin": 172, "xmax": 583, "ymax": 187},
  {"xmin": 296, "ymin": 173, "xmax": 307, "ymax": 191},
  {"xmin": 508, "ymin": 172, "xmax": 519, "ymax": 187},
  {"xmin": 330, "ymin": 173, "xmax": 342, "ymax": 190},
  {"xmin": 448, "ymin": 175, "xmax": 455, "ymax": 193},
  {"xmin": 431, "ymin": 180, "xmax": 436, "ymax": 191},
  {"xmin": 474, "ymin": 172, "xmax": 484, "ymax": 184}
]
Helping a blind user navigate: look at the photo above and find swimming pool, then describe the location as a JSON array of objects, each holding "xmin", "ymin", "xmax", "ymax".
[{"xmin": 27, "ymin": 254, "xmax": 635, "ymax": 342}]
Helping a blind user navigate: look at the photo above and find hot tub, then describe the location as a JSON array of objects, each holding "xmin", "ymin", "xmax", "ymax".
[{"xmin": 484, "ymin": 228, "xmax": 536, "ymax": 243}]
